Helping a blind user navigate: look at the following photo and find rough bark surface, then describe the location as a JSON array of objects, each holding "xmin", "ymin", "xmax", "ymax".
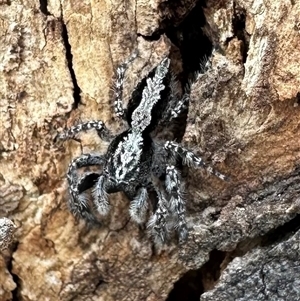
[
  {"xmin": 0, "ymin": 0, "xmax": 299, "ymax": 301},
  {"xmin": 200, "ymin": 229, "xmax": 300, "ymax": 301}
]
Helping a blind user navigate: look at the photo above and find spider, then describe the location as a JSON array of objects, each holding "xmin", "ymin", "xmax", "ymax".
[{"xmin": 56, "ymin": 52, "xmax": 226, "ymax": 243}]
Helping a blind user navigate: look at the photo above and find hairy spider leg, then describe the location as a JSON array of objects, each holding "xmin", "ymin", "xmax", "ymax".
[
  {"xmin": 161, "ymin": 75, "xmax": 189, "ymax": 124},
  {"xmin": 56, "ymin": 120, "xmax": 113, "ymax": 142},
  {"xmin": 92, "ymin": 174, "xmax": 110, "ymax": 215},
  {"xmin": 114, "ymin": 51, "xmax": 139, "ymax": 118},
  {"xmin": 147, "ymin": 190, "xmax": 169, "ymax": 243},
  {"xmin": 147, "ymin": 176, "xmax": 171, "ymax": 243},
  {"xmin": 67, "ymin": 154, "xmax": 105, "ymax": 221},
  {"xmin": 129, "ymin": 186, "xmax": 149, "ymax": 223},
  {"xmin": 165, "ymin": 165, "xmax": 188, "ymax": 241},
  {"xmin": 169, "ymin": 92, "xmax": 189, "ymax": 120},
  {"xmin": 164, "ymin": 141, "xmax": 227, "ymax": 181}
]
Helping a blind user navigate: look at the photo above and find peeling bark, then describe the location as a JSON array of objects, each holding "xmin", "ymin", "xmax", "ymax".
[{"xmin": 1, "ymin": 0, "xmax": 300, "ymax": 300}]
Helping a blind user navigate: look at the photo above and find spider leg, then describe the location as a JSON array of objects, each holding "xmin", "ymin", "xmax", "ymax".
[
  {"xmin": 67, "ymin": 154, "xmax": 105, "ymax": 221},
  {"xmin": 129, "ymin": 187, "xmax": 149, "ymax": 224},
  {"xmin": 164, "ymin": 141, "xmax": 227, "ymax": 181},
  {"xmin": 114, "ymin": 51, "xmax": 139, "ymax": 118},
  {"xmin": 131, "ymin": 57, "xmax": 170, "ymax": 132},
  {"xmin": 160, "ymin": 93, "xmax": 189, "ymax": 126},
  {"xmin": 169, "ymin": 92, "xmax": 189, "ymax": 120},
  {"xmin": 92, "ymin": 175, "xmax": 110, "ymax": 215},
  {"xmin": 56, "ymin": 120, "xmax": 113, "ymax": 142},
  {"xmin": 147, "ymin": 190, "xmax": 169, "ymax": 244},
  {"xmin": 147, "ymin": 177, "xmax": 170, "ymax": 243},
  {"xmin": 165, "ymin": 165, "xmax": 188, "ymax": 242},
  {"xmin": 161, "ymin": 75, "xmax": 189, "ymax": 124}
]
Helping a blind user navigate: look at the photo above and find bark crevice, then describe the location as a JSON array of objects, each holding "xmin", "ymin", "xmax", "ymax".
[{"xmin": 61, "ymin": 23, "xmax": 82, "ymax": 108}]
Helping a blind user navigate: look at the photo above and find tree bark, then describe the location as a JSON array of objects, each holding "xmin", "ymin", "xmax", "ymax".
[{"xmin": 1, "ymin": 0, "xmax": 300, "ymax": 300}]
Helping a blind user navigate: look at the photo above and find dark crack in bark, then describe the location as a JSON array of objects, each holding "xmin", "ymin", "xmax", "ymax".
[{"xmin": 61, "ymin": 23, "xmax": 82, "ymax": 108}]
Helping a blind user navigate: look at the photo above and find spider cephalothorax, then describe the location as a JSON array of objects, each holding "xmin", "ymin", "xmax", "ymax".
[{"xmin": 57, "ymin": 52, "xmax": 226, "ymax": 243}]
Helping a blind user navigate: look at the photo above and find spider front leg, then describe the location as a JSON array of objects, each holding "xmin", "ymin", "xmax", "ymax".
[
  {"xmin": 162, "ymin": 77, "xmax": 190, "ymax": 124},
  {"xmin": 165, "ymin": 165, "xmax": 188, "ymax": 241},
  {"xmin": 147, "ymin": 177, "xmax": 170, "ymax": 243},
  {"xmin": 92, "ymin": 175, "xmax": 110, "ymax": 215},
  {"xmin": 67, "ymin": 154, "xmax": 105, "ymax": 222},
  {"xmin": 129, "ymin": 186, "xmax": 149, "ymax": 224},
  {"xmin": 114, "ymin": 51, "xmax": 139, "ymax": 118},
  {"xmin": 148, "ymin": 190, "xmax": 170, "ymax": 244},
  {"xmin": 169, "ymin": 92, "xmax": 189, "ymax": 120},
  {"xmin": 56, "ymin": 120, "xmax": 114, "ymax": 142},
  {"xmin": 164, "ymin": 141, "xmax": 227, "ymax": 181}
]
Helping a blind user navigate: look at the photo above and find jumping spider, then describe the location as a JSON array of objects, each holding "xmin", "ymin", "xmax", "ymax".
[{"xmin": 56, "ymin": 52, "xmax": 226, "ymax": 243}]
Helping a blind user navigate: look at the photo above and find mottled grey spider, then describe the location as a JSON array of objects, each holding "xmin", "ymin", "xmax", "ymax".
[{"xmin": 56, "ymin": 52, "xmax": 226, "ymax": 243}]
